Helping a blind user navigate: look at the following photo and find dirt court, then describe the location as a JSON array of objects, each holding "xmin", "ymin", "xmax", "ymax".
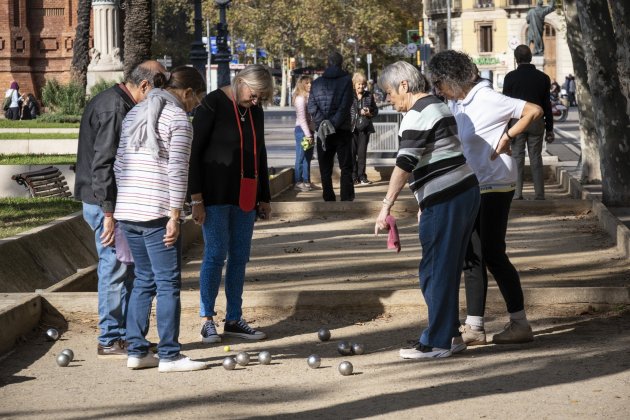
[{"xmin": 1, "ymin": 180, "xmax": 630, "ymax": 419}]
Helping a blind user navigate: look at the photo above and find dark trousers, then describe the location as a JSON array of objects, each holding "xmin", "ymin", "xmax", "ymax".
[
  {"xmin": 317, "ymin": 130, "xmax": 354, "ymax": 201},
  {"xmin": 351, "ymin": 130, "xmax": 370, "ymax": 181},
  {"xmin": 463, "ymin": 191, "xmax": 524, "ymax": 316}
]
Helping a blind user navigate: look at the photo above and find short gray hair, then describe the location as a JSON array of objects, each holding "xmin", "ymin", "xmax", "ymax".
[
  {"xmin": 378, "ymin": 61, "xmax": 428, "ymax": 94},
  {"xmin": 128, "ymin": 63, "xmax": 162, "ymax": 88}
]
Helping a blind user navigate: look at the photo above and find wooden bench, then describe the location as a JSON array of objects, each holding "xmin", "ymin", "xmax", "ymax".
[{"xmin": 11, "ymin": 166, "xmax": 72, "ymax": 198}]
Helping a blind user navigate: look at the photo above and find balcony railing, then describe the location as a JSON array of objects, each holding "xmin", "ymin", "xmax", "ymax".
[
  {"xmin": 474, "ymin": 1, "xmax": 495, "ymax": 8},
  {"xmin": 425, "ymin": 0, "xmax": 463, "ymax": 15}
]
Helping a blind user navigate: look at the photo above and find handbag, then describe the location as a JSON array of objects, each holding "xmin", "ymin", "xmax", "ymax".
[
  {"xmin": 355, "ymin": 96, "xmax": 370, "ymax": 131},
  {"xmin": 232, "ymin": 98, "xmax": 258, "ymax": 212},
  {"xmin": 3, "ymin": 94, "xmax": 11, "ymax": 111}
]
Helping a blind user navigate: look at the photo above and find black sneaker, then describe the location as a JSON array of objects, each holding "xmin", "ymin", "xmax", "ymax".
[
  {"xmin": 223, "ymin": 318, "xmax": 267, "ymax": 340},
  {"xmin": 97, "ymin": 339, "xmax": 128, "ymax": 359},
  {"xmin": 200, "ymin": 320, "xmax": 221, "ymax": 343},
  {"xmin": 360, "ymin": 178, "xmax": 372, "ymax": 185}
]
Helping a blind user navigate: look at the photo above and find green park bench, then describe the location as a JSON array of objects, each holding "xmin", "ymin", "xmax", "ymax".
[{"xmin": 11, "ymin": 166, "xmax": 72, "ymax": 198}]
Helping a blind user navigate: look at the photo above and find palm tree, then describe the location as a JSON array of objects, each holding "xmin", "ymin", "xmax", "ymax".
[
  {"xmin": 123, "ymin": 0, "xmax": 153, "ymax": 79},
  {"xmin": 70, "ymin": 0, "xmax": 92, "ymax": 92}
]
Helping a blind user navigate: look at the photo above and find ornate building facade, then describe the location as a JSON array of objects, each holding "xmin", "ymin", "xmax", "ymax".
[
  {"xmin": 424, "ymin": 0, "xmax": 573, "ymax": 88},
  {"xmin": 0, "ymin": 0, "xmax": 91, "ymax": 97}
]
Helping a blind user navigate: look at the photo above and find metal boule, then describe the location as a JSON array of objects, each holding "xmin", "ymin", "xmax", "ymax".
[
  {"xmin": 56, "ymin": 353, "xmax": 71, "ymax": 367},
  {"xmin": 258, "ymin": 351, "xmax": 272, "ymax": 365},
  {"xmin": 338, "ymin": 361, "xmax": 353, "ymax": 376},
  {"xmin": 307, "ymin": 354, "xmax": 321, "ymax": 369},
  {"xmin": 317, "ymin": 328, "xmax": 331, "ymax": 342},
  {"xmin": 60, "ymin": 349, "xmax": 74, "ymax": 361},
  {"xmin": 235, "ymin": 352, "xmax": 250, "ymax": 366},
  {"xmin": 337, "ymin": 341, "xmax": 352, "ymax": 356},
  {"xmin": 222, "ymin": 356, "xmax": 237, "ymax": 370},
  {"xmin": 46, "ymin": 328, "xmax": 59, "ymax": 341},
  {"xmin": 351, "ymin": 343, "xmax": 365, "ymax": 355}
]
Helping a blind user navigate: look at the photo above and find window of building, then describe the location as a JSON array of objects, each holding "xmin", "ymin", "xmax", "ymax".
[{"xmin": 478, "ymin": 24, "xmax": 493, "ymax": 53}]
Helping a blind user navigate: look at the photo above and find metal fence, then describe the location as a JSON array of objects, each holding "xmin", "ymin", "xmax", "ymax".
[{"xmin": 368, "ymin": 111, "xmax": 401, "ymax": 153}]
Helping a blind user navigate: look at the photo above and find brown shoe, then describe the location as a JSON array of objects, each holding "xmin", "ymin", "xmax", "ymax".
[
  {"xmin": 459, "ymin": 324, "xmax": 487, "ymax": 346},
  {"xmin": 97, "ymin": 339, "xmax": 127, "ymax": 359},
  {"xmin": 492, "ymin": 321, "xmax": 534, "ymax": 344}
]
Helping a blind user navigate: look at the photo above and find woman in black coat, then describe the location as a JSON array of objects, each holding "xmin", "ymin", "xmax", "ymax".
[{"xmin": 350, "ymin": 72, "xmax": 378, "ymax": 185}]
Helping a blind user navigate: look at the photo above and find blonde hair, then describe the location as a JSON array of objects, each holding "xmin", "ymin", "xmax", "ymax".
[
  {"xmin": 352, "ymin": 72, "xmax": 367, "ymax": 85},
  {"xmin": 292, "ymin": 75, "xmax": 312, "ymax": 105},
  {"xmin": 232, "ymin": 64, "xmax": 275, "ymax": 106}
]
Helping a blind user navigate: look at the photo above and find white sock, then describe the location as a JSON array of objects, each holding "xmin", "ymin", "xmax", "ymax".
[
  {"xmin": 465, "ymin": 316, "xmax": 484, "ymax": 330},
  {"xmin": 509, "ymin": 310, "xmax": 528, "ymax": 324}
]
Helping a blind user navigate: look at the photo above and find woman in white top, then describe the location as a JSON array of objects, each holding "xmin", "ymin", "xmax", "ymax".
[
  {"xmin": 292, "ymin": 75, "xmax": 316, "ymax": 192},
  {"xmin": 4, "ymin": 81, "xmax": 21, "ymax": 120},
  {"xmin": 428, "ymin": 50, "xmax": 543, "ymax": 346},
  {"xmin": 114, "ymin": 66, "xmax": 207, "ymax": 373}
]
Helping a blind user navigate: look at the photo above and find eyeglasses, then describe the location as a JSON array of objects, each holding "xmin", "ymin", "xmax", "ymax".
[{"xmin": 242, "ymin": 81, "xmax": 267, "ymax": 103}]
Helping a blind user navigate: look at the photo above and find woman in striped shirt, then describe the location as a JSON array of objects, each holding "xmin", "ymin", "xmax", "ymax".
[
  {"xmin": 114, "ymin": 66, "xmax": 207, "ymax": 373},
  {"xmin": 374, "ymin": 61, "xmax": 480, "ymax": 359}
]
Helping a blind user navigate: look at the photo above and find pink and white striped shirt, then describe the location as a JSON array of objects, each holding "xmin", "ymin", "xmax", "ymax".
[{"xmin": 113, "ymin": 101, "xmax": 193, "ymax": 222}]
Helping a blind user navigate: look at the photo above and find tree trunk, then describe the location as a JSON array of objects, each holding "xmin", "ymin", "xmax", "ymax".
[
  {"xmin": 563, "ymin": 0, "xmax": 600, "ymax": 182},
  {"xmin": 123, "ymin": 0, "xmax": 153, "ymax": 80},
  {"xmin": 70, "ymin": 0, "xmax": 92, "ymax": 92},
  {"xmin": 575, "ymin": 0, "xmax": 630, "ymax": 206},
  {"xmin": 608, "ymin": 0, "xmax": 630, "ymax": 115}
]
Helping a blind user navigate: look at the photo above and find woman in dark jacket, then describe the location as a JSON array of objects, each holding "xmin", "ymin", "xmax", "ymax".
[{"xmin": 350, "ymin": 72, "xmax": 378, "ymax": 185}]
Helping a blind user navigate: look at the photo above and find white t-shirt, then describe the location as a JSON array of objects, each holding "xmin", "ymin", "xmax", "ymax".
[{"xmin": 448, "ymin": 79, "xmax": 526, "ymax": 192}]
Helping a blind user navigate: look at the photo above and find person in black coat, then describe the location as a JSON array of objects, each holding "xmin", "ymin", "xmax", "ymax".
[
  {"xmin": 350, "ymin": 72, "xmax": 378, "ymax": 185},
  {"xmin": 307, "ymin": 51, "xmax": 354, "ymax": 201},
  {"xmin": 503, "ymin": 44, "xmax": 554, "ymax": 200}
]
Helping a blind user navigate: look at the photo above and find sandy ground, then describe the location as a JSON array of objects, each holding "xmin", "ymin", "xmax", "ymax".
[{"xmin": 1, "ymin": 180, "xmax": 629, "ymax": 419}]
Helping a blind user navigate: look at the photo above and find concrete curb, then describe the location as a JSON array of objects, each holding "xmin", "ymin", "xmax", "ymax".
[{"xmin": 555, "ymin": 165, "xmax": 630, "ymax": 259}]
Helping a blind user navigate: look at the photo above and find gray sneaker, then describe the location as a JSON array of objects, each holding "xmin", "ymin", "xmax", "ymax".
[
  {"xmin": 492, "ymin": 321, "xmax": 534, "ymax": 344},
  {"xmin": 459, "ymin": 324, "xmax": 487, "ymax": 346},
  {"xmin": 200, "ymin": 320, "xmax": 221, "ymax": 344}
]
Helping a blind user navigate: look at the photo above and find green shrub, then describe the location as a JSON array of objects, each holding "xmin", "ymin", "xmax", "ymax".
[
  {"xmin": 41, "ymin": 79, "xmax": 86, "ymax": 115},
  {"xmin": 89, "ymin": 78, "xmax": 116, "ymax": 99},
  {"xmin": 36, "ymin": 113, "xmax": 82, "ymax": 124}
]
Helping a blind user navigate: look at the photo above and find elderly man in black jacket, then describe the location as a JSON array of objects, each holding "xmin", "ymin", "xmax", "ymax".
[
  {"xmin": 74, "ymin": 60, "xmax": 165, "ymax": 358},
  {"xmin": 503, "ymin": 45, "xmax": 554, "ymax": 200},
  {"xmin": 308, "ymin": 51, "xmax": 354, "ymax": 201}
]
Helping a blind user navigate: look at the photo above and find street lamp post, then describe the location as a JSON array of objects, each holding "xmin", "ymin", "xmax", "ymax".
[
  {"xmin": 190, "ymin": 0, "xmax": 208, "ymax": 78},
  {"xmin": 347, "ymin": 38, "xmax": 358, "ymax": 73},
  {"xmin": 214, "ymin": 0, "xmax": 232, "ymax": 88}
]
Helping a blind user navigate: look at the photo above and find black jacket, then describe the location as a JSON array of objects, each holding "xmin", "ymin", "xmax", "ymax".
[
  {"xmin": 503, "ymin": 63, "xmax": 553, "ymax": 132},
  {"xmin": 307, "ymin": 66, "xmax": 353, "ymax": 131},
  {"xmin": 350, "ymin": 90, "xmax": 378, "ymax": 133},
  {"xmin": 74, "ymin": 84, "xmax": 135, "ymax": 212}
]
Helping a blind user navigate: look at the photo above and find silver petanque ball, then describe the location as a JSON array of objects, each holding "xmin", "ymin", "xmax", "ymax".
[
  {"xmin": 337, "ymin": 341, "xmax": 352, "ymax": 356},
  {"xmin": 46, "ymin": 328, "xmax": 59, "ymax": 341},
  {"xmin": 222, "ymin": 356, "xmax": 237, "ymax": 370},
  {"xmin": 338, "ymin": 361, "xmax": 353, "ymax": 376},
  {"xmin": 235, "ymin": 352, "xmax": 250, "ymax": 366},
  {"xmin": 258, "ymin": 351, "xmax": 272, "ymax": 365},
  {"xmin": 351, "ymin": 343, "xmax": 365, "ymax": 355},
  {"xmin": 56, "ymin": 353, "xmax": 71, "ymax": 367},
  {"xmin": 317, "ymin": 327, "xmax": 331, "ymax": 342},
  {"xmin": 60, "ymin": 349, "xmax": 74, "ymax": 361},
  {"xmin": 307, "ymin": 354, "xmax": 321, "ymax": 369}
]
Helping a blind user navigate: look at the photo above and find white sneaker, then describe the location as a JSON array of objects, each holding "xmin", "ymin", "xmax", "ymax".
[
  {"xmin": 158, "ymin": 355, "xmax": 208, "ymax": 373},
  {"xmin": 294, "ymin": 182, "xmax": 304, "ymax": 191},
  {"xmin": 399, "ymin": 342, "xmax": 452, "ymax": 359},
  {"xmin": 127, "ymin": 353, "xmax": 159, "ymax": 370},
  {"xmin": 451, "ymin": 336, "xmax": 467, "ymax": 354}
]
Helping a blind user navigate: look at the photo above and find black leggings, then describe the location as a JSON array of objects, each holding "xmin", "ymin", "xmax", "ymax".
[{"xmin": 463, "ymin": 190, "xmax": 524, "ymax": 316}]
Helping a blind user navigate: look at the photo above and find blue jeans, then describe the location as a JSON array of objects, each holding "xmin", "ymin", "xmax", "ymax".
[
  {"xmin": 119, "ymin": 218, "xmax": 182, "ymax": 360},
  {"xmin": 294, "ymin": 126, "xmax": 314, "ymax": 183},
  {"xmin": 200, "ymin": 205, "xmax": 256, "ymax": 321},
  {"xmin": 418, "ymin": 186, "xmax": 480, "ymax": 350},
  {"xmin": 82, "ymin": 203, "xmax": 134, "ymax": 346}
]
